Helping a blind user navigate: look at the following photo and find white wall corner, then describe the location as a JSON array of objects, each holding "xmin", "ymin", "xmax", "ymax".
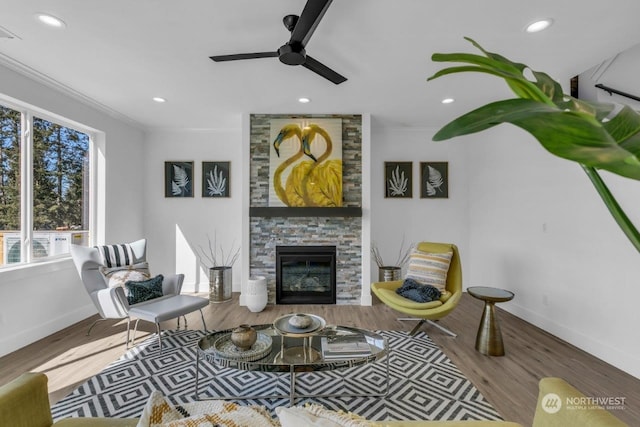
[
  {"xmin": 361, "ymin": 113, "xmax": 372, "ymax": 305},
  {"xmin": 240, "ymin": 112, "xmax": 251, "ymax": 306}
]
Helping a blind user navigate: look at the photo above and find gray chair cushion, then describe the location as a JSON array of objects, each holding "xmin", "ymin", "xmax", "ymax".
[{"xmin": 128, "ymin": 295, "xmax": 209, "ymax": 323}]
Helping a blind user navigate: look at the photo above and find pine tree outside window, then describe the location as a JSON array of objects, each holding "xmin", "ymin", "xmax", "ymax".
[{"xmin": 0, "ymin": 100, "xmax": 92, "ymax": 267}]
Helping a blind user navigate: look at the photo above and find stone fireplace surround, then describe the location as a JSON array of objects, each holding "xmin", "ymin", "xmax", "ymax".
[{"xmin": 247, "ymin": 114, "xmax": 365, "ymax": 305}]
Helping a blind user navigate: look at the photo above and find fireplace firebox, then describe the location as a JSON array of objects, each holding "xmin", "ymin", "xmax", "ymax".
[{"xmin": 276, "ymin": 245, "xmax": 336, "ymax": 304}]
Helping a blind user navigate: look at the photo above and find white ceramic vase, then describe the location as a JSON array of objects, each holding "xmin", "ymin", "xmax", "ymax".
[{"xmin": 245, "ymin": 276, "xmax": 267, "ymax": 313}]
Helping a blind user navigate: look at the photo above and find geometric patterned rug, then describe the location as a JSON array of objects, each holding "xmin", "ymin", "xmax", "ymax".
[{"xmin": 51, "ymin": 330, "xmax": 502, "ymax": 422}]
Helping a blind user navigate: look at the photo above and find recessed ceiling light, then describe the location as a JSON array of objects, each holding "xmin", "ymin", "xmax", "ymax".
[
  {"xmin": 152, "ymin": 97, "xmax": 166, "ymax": 103},
  {"xmin": 35, "ymin": 13, "xmax": 66, "ymax": 29},
  {"xmin": 441, "ymin": 98, "xmax": 455, "ymax": 104},
  {"xmin": 298, "ymin": 97, "xmax": 311, "ymax": 103},
  {"xmin": 525, "ymin": 18, "xmax": 553, "ymax": 33}
]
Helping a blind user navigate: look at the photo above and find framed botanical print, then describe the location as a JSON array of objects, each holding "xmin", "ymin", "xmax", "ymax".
[
  {"xmin": 385, "ymin": 161, "xmax": 412, "ymax": 198},
  {"xmin": 165, "ymin": 161, "xmax": 193, "ymax": 197},
  {"xmin": 202, "ymin": 161, "xmax": 230, "ymax": 197},
  {"xmin": 421, "ymin": 161, "xmax": 448, "ymax": 198}
]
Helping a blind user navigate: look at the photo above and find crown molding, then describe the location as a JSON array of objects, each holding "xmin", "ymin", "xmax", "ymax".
[{"xmin": 0, "ymin": 52, "xmax": 144, "ymax": 130}]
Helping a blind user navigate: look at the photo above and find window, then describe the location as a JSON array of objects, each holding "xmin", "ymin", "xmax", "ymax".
[{"xmin": 0, "ymin": 101, "xmax": 92, "ymax": 267}]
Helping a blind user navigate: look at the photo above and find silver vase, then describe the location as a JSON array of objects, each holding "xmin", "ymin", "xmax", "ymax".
[{"xmin": 209, "ymin": 266, "xmax": 232, "ymax": 303}]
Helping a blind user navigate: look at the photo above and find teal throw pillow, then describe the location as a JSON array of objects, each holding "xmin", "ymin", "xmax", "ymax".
[{"xmin": 125, "ymin": 274, "xmax": 164, "ymax": 305}]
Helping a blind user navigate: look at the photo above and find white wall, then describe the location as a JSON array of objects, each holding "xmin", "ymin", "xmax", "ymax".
[
  {"xmin": 0, "ymin": 63, "xmax": 146, "ymax": 357},
  {"xmin": 466, "ymin": 125, "xmax": 640, "ymax": 379},
  {"xmin": 142, "ymin": 129, "xmax": 243, "ymax": 292},
  {"xmin": 370, "ymin": 126, "xmax": 471, "ymax": 281}
]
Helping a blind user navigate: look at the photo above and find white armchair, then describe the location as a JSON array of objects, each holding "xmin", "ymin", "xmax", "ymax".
[{"xmin": 70, "ymin": 239, "xmax": 208, "ymax": 351}]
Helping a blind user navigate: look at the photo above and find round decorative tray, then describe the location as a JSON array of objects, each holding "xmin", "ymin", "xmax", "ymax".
[
  {"xmin": 273, "ymin": 313, "xmax": 326, "ymax": 337},
  {"xmin": 212, "ymin": 332, "xmax": 273, "ymax": 362}
]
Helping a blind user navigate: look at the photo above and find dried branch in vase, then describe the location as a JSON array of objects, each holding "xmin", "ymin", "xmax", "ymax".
[
  {"xmin": 198, "ymin": 231, "xmax": 240, "ymax": 268},
  {"xmin": 371, "ymin": 236, "xmax": 414, "ymax": 268}
]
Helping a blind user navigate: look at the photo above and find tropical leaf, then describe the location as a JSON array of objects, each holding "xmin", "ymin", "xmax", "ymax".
[
  {"xmin": 428, "ymin": 37, "xmax": 640, "ymax": 253},
  {"xmin": 171, "ymin": 181, "xmax": 181, "ymax": 196},
  {"xmin": 427, "ymin": 166, "xmax": 444, "ymax": 192},
  {"xmin": 433, "ymin": 98, "xmax": 640, "ymax": 179},
  {"xmin": 428, "ymin": 38, "xmax": 640, "ymax": 181},
  {"xmin": 425, "ymin": 181, "xmax": 436, "ymax": 196},
  {"xmin": 172, "ymin": 165, "xmax": 189, "ymax": 188},
  {"xmin": 207, "ymin": 165, "xmax": 227, "ymax": 196},
  {"xmin": 388, "ymin": 165, "xmax": 408, "ymax": 196},
  {"xmin": 583, "ymin": 165, "xmax": 640, "ymax": 252}
]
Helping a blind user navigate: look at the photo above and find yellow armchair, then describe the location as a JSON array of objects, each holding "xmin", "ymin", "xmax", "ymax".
[
  {"xmin": 0, "ymin": 372, "xmax": 137, "ymax": 427},
  {"xmin": 371, "ymin": 241, "xmax": 462, "ymax": 336}
]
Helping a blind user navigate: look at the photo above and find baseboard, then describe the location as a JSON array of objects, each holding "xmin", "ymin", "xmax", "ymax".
[
  {"xmin": 503, "ymin": 302, "xmax": 640, "ymax": 379},
  {"xmin": 360, "ymin": 293, "xmax": 373, "ymax": 306},
  {"xmin": 0, "ymin": 303, "xmax": 96, "ymax": 358},
  {"xmin": 185, "ymin": 280, "xmax": 239, "ymax": 294}
]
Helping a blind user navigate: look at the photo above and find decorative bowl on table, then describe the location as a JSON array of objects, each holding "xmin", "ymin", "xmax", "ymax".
[
  {"xmin": 288, "ymin": 313, "xmax": 313, "ymax": 328},
  {"xmin": 230, "ymin": 324, "xmax": 257, "ymax": 351},
  {"xmin": 212, "ymin": 332, "xmax": 272, "ymax": 362},
  {"xmin": 273, "ymin": 313, "xmax": 326, "ymax": 337}
]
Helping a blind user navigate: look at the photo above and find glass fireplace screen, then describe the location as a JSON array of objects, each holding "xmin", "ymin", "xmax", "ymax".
[{"xmin": 276, "ymin": 245, "xmax": 336, "ymax": 304}]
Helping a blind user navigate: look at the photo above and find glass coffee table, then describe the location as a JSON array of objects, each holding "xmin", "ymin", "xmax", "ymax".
[{"xmin": 194, "ymin": 322, "xmax": 389, "ymax": 405}]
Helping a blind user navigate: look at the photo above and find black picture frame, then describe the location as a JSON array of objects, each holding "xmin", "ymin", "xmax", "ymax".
[
  {"xmin": 420, "ymin": 161, "xmax": 448, "ymax": 198},
  {"xmin": 202, "ymin": 161, "xmax": 231, "ymax": 198},
  {"xmin": 164, "ymin": 161, "xmax": 193, "ymax": 197},
  {"xmin": 384, "ymin": 161, "xmax": 412, "ymax": 198}
]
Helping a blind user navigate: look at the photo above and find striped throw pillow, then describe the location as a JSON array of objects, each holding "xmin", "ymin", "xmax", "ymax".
[
  {"xmin": 405, "ymin": 249, "xmax": 453, "ymax": 291},
  {"xmin": 96, "ymin": 243, "xmax": 135, "ymax": 267}
]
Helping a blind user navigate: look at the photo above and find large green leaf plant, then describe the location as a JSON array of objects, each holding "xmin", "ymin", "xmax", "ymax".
[{"xmin": 428, "ymin": 37, "xmax": 640, "ymax": 253}]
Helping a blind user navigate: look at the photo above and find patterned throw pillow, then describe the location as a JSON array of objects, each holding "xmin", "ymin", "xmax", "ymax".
[
  {"xmin": 136, "ymin": 390, "xmax": 187, "ymax": 426},
  {"xmin": 276, "ymin": 404, "xmax": 376, "ymax": 427},
  {"xmin": 136, "ymin": 390, "xmax": 279, "ymax": 427},
  {"xmin": 96, "ymin": 243, "xmax": 136, "ymax": 267},
  {"xmin": 404, "ymin": 249, "xmax": 453, "ymax": 291},
  {"xmin": 125, "ymin": 275, "xmax": 164, "ymax": 305},
  {"xmin": 100, "ymin": 262, "xmax": 151, "ymax": 288}
]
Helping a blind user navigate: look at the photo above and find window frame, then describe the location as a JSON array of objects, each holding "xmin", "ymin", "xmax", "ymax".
[{"xmin": 0, "ymin": 94, "xmax": 98, "ymax": 268}]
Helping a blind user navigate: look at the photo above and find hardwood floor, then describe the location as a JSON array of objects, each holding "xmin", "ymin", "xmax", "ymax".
[{"xmin": 1, "ymin": 292, "xmax": 638, "ymax": 425}]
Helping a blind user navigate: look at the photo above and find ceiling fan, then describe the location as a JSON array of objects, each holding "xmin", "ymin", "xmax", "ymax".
[{"xmin": 210, "ymin": 0, "xmax": 347, "ymax": 85}]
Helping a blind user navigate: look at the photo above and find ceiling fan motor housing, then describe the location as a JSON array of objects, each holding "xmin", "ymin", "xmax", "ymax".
[{"xmin": 278, "ymin": 44, "xmax": 306, "ymax": 65}]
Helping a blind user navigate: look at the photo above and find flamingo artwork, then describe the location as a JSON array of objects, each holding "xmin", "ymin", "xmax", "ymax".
[
  {"xmin": 268, "ymin": 119, "xmax": 343, "ymax": 207},
  {"xmin": 298, "ymin": 123, "xmax": 342, "ymax": 207},
  {"xmin": 271, "ymin": 123, "xmax": 315, "ymax": 206}
]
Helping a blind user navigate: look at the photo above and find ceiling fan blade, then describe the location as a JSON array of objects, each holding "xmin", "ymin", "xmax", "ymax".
[
  {"xmin": 302, "ymin": 55, "xmax": 347, "ymax": 85},
  {"xmin": 289, "ymin": 0, "xmax": 333, "ymax": 48},
  {"xmin": 210, "ymin": 52, "xmax": 278, "ymax": 62}
]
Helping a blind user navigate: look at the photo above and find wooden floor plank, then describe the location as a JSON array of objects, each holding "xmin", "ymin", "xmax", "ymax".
[{"xmin": 0, "ymin": 293, "xmax": 637, "ymax": 425}]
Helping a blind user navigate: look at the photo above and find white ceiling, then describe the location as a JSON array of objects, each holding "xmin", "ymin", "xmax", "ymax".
[{"xmin": 1, "ymin": 0, "xmax": 640, "ymax": 131}]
